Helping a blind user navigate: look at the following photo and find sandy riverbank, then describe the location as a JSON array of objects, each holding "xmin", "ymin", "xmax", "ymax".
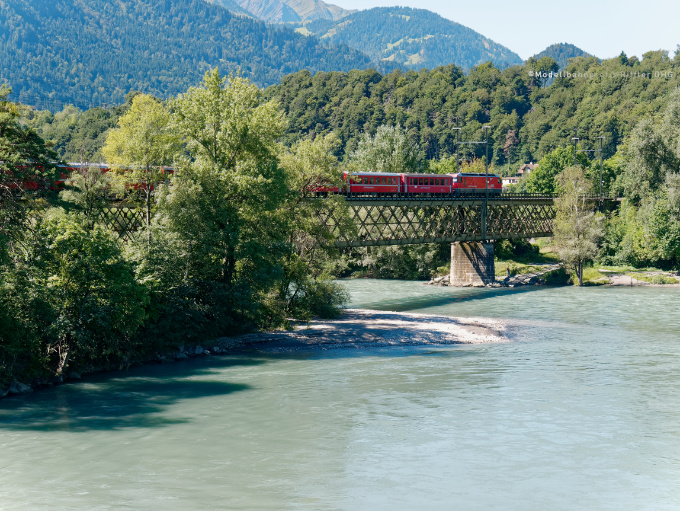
[{"xmin": 228, "ymin": 309, "xmax": 508, "ymax": 351}]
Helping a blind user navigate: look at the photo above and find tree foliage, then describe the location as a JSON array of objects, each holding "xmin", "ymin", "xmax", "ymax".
[
  {"xmin": 0, "ymin": 84, "xmax": 58, "ymax": 258},
  {"xmin": 348, "ymin": 124, "xmax": 424, "ymax": 173},
  {"xmin": 103, "ymin": 94, "xmax": 179, "ymax": 236},
  {"xmin": 553, "ymin": 166, "xmax": 603, "ymax": 285},
  {"xmin": 59, "ymin": 165, "xmax": 112, "ymax": 230}
]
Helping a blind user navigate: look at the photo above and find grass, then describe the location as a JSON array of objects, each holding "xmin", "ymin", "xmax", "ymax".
[
  {"xmin": 625, "ymin": 272, "xmax": 679, "ymax": 285},
  {"xmin": 581, "ymin": 267, "xmax": 610, "ymax": 285},
  {"xmin": 494, "ymin": 260, "xmax": 553, "ymax": 277}
]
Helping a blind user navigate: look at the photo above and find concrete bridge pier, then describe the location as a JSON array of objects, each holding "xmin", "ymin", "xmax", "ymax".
[{"xmin": 450, "ymin": 242, "xmax": 495, "ymax": 287}]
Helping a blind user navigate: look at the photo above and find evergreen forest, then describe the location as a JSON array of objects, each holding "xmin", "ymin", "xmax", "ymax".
[{"xmin": 0, "ymin": 0, "xmax": 373, "ymax": 110}]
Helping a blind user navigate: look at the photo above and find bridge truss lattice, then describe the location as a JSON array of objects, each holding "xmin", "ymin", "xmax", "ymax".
[{"xmin": 314, "ymin": 196, "xmax": 556, "ymax": 248}]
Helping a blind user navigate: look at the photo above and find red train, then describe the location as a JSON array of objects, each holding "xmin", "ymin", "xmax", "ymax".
[
  {"xmin": 56, "ymin": 163, "xmax": 174, "ymax": 190},
  {"xmin": 316, "ymin": 171, "xmax": 503, "ymax": 197},
  {"xmin": 7, "ymin": 163, "xmax": 174, "ymax": 192}
]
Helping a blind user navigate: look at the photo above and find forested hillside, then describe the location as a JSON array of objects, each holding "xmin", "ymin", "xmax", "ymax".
[
  {"xmin": 531, "ymin": 43, "xmax": 593, "ymax": 69},
  {"xmin": 297, "ymin": 7, "xmax": 523, "ymax": 72},
  {"xmin": 0, "ymin": 0, "xmax": 373, "ymax": 110},
  {"xmin": 265, "ymin": 51, "xmax": 679, "ymax": 166},
  {"xmin": 26, "ymin": 50, "xmax": 679, "ymax": 170}
]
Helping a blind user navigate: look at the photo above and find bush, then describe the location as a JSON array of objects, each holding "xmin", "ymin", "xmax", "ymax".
[{"xmin": 542, "ymin": 267, "xmax": 571, "ymax": 285}]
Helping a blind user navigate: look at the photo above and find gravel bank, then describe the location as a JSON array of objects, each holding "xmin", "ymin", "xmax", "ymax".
[{"xmin": 229, "ymin": 309, "xmax": 508, "ymax": 351}]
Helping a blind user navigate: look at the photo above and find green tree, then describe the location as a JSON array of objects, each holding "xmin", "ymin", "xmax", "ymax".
[
  {"xmin": 148, "ymin": 69, "xmax": 289, "ymax": 334},
  {"xmin": 59, "ymin": 165, "xmax": 112, "ymax": 229},
  {"xmin": 0, "ymin": 85, "xmax": 58, "ymax": 257},
  {"xmin": 526, "ymin": 146, "xmax": 589, "ymax": 194},
  {"xmin": 348, "ymin": 124, "xmax": 424, "ymax": 173},
  {"xmin": 277, "ymin": 133, "xmax": 350, "ymax": 319},
  {"xmin": 553, "ymin": 166, "xmax": 603, "ymax": 285},
  {"xmin": 166, "ymin": 69, "xmax": 287, "ymax": 284},
  {"xmin": 2, "ymin": 209, "xmax": 149, "ymax": 380},
  {"xmin": 103, "ymin": 94, "xmax": 179, "ymax": 242}
]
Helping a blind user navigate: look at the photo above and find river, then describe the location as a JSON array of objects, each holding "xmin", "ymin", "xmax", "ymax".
[{"xmin": 1, "ymin": 281, "xmax": 679, "ymax": 510}]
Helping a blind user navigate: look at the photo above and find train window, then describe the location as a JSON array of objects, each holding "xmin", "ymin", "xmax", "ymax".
[
  {"xmin": 435, "ymin": 179, "xmax": 439, "ymax": 186},
  {"xmin": 430, "ymin": 178, "xmax": 434, "ymax": 185},
  {"xmin": 381, "ymin": 177, "xmax": 386, "ymax": 185}
]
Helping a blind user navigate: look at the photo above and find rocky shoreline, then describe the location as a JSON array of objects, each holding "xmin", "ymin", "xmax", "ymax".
[
  {"xmin": 426, "ymin": 265, "xmax": 680, "ymax": 288},
  {"xmin": 427, "ymin": 264, "xmax": 562, "ymax": 287}
]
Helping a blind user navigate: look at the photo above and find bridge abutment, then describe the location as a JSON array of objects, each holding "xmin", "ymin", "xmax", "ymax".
[{"xmin": 450, "ymin": 242, "xmax": 495, "ymax": 287}]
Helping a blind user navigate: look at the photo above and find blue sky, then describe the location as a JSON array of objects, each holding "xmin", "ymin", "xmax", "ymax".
[{"xmin": 333, "ymin": 0, "xmax": 680, "ymax": 61}]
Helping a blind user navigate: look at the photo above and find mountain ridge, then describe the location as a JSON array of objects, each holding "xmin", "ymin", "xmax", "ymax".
[
  {"xmin": 0, "ymin": 0, "xmax": 374, "ymax": 110},
  {"xmin": 295, "ymin": 7, "xmax": 523, "ymax": 71}
]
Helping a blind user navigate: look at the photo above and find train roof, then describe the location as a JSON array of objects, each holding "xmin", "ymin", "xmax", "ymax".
[
  {"xmin": 345, "ymin": 171, "xmax": 403, "ymax": 176},
  {"xmin": 454, "ymin": 173, "xmax": 501, "ymax": 177},
  {"xmin": 402, "ymin": 173, "xmax": 450, "ymax": 177}
]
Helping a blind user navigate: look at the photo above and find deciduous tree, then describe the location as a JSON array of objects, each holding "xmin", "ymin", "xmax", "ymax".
[
  {"xmin": 103, "ymin": 94, "xmax": 179, "ymax": 243},
  {"xmin": 348, "ymin": 124, "xmax": 424, "ymax": 173},
  {"xmin": 553, "ymin": 166, "xmax": 603, "ymax": 285},
  {"xmin": 0, "ymin": 85, "xmax": 58, "ymax": 257}
]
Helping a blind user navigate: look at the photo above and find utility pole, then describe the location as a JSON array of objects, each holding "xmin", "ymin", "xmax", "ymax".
[
  {"xmin": 597, "ymin": 136, "xmax": 605, "ymax": 211},
  {"xmin": 452, "ymin": 127, "xmax": 461, "ymax": 173},
  {"xmin": 483, "ymin": 125, "xmax": 491, "ymax": 241},
  {"xmin": 571, "ymin": 128, "xmax": 580, "ymax": 168}
]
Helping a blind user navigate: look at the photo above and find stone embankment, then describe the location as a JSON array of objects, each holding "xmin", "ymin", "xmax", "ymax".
[{"xmin": 427, "ymin": 264, "xmax": 562, "ymax": 287}]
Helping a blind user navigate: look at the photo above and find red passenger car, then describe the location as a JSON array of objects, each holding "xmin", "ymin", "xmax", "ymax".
[
  {"xmin": 344, "ymin": 171, "xmax": 401, "ymax": 196},
  {"xmin": 402, "ymin": 174, "xmax": 453, "ymax": 196}
]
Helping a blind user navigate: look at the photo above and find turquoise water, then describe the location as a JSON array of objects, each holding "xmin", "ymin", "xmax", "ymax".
[{"xmin": 1, "ymin": 281, "xmax": 679, "ymax": 510}]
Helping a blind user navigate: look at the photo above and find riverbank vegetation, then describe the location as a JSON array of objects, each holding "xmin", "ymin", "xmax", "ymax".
[
  {"xmin": 4, "ymin": 51, "xmax": 680, "ymax": 388},
  {"xmin": 0, "ymin": 72, "xmax": 348, "ymax": 389}
]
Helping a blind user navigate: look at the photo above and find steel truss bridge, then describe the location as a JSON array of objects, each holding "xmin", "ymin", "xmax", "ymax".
[
  {"xmin": 102, "ymin": 194, "xmax": 615, "ymax": 245},
  {"xmin": 315, "ymin": 194, "xmax": 558, "ymax": 248}
]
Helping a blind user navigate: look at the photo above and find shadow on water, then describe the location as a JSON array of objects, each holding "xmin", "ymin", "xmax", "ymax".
[
  {"xmin": 0, "ymin": 356, "xmax": 267, "ymax": 433},
  {"xmin": 233, "ymin": 338, "xmax": 488, "ymax": 362},
  {"xmin": 355, "ymin": 284, "xmax": 543, "ymax": 312}
]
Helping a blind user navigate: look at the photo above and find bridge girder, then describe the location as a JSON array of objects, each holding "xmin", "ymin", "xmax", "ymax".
[{"xmin": 315, "ymin": 197, "xmax": 556, "ymax": 248}]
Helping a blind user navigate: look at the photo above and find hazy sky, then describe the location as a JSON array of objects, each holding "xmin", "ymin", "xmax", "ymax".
[{"xmin": 333, "ymin": 0, "xmax": 680, "ymax": 60}]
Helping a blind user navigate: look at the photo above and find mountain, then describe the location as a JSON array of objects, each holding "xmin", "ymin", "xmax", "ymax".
[
  {"xmin": 0, "ymin": 0, "xmax": 373, "ymax": 110},
  {"xmin": 531, "ymin": 43, "xmax": 594, "ymax": 69},
  {"xmin": 224, "ymin": 0, "xmax": 354, "ymax": 23},
  {"xmin": 296, "ymin": 7, "xmax": 523, "ymax": 71},
  {"xmin": 205, "ymin": 0, "xmax": 256, "ymax": 18}
]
